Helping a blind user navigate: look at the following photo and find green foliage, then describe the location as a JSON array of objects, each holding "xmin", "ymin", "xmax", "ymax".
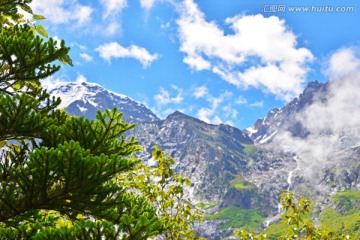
[
  {"xmin": 0, "ymin": 0, "xmax": 32, "ymax": 26},
  {"xmin": 264, "ymin": 220, "xmax": 292, "ymax": 239},
  {"xmin": 208, "ymin": 206, "xmax": 265, "ymax": 230},
  {"xmin": 0, "ymin": 101, "xmax": 167, "ymax": 238},
  {"xmin": 0, "ymin": 24, "xmax": 69, "ymax": 94},
  {"xmin": 117, "ymin": 146, "xmax": 204, "ymax": 239},
  {"xmin": 0, "ymin": 1, "xmax": 201, "ymax": 239},
  {"xmin": 234, "ymin": 191, "xmax": 353, "ymax": 240}
]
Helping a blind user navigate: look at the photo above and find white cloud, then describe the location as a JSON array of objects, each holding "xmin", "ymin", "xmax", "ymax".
[
  {"xmin": 184, "ymin": 55, "xmax": 211, "ymax": 71},
  {"xmin": 302, "ymin": 49, "xmax": 360, "ymax": 134},
  {"xmin": 140, "ymin": 0, "xmax": 156, "ymax": 10},
  {"xmin": 104, "ymin": 22, "xmax": 120, "ymax": 36},
  {"xmin": 223, "ymin": 104, "xmax": 238, "ymax": 118},
  {"xmin": 151, "ymin": 85, "xmax": 241, "ymax": 126},
  {"xmin": 100, "ymin": 0, "xmax": 127, "ymax": 19},
  {"xmin": 75, "ymin": 74, "xmax": 87, "ymax": 83},
  {"xmin": 154, "ymin": 85, "xmax": 184, "ymax": 106},
  {"xmin": 177, "ymin": 0, "xmax": 313, "ymax": 101},
  {"xmin": 161, "ymin": 22, "xmax": 171, "ymax": 29},
  {"xmin": 326, "ymin": 47, "xmax": 360, "ymax": 77},
  {"xmin": 30, "ymin": 0, "xmax": 93, "ymax": 25},
  {"xmin": 71, "ymin": 42, "xmax": 87, "ymax": 51},
  {"xmin": 197, "ymin": 108, "xmax": 216, "ymax": 124},
  {"xmin": 80, "ymin": 53, "xmax": 93, "ymax": 62},
  {"xmin": 235, "ymin": 96, "xmax": 247, "ymax": 105},
  {"xmin": 250, "ymin": 101, "xmax": 264, "ymax": 107},
  {"xmin": 193, "ymin": 86, "xmax": 208, "ymax": 99},
  {"xmin": 196, "ymin": 91, "xmax": 232, "ymax": 124},
  {"xmin": 96, "ymin": 42, "xmax": 159, "ymax": 67}
]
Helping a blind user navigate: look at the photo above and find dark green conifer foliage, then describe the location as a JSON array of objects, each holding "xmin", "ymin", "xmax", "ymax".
[{"xmin": 0, "ymin": 1, "xmax": 167, "ymax": 239}]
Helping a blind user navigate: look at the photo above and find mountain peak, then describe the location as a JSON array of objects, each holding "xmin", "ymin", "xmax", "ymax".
[
  {"xmin": 169, "ymin": 110, "xmax": 185, "ymax": 116},
  {"xmin": 46, "ymin": 80, "xmax": 160, "ymax": 123},
  {"xmin": 301, "ymin": 80, "xmax": 327, "ymax": 100},
  {"xmin": 166, "ymin": 110, "xmax": 192, "ymax": 119},
  {"xmin": 246, "ymin": 80, "xmax": 328, "ymax": 143}
]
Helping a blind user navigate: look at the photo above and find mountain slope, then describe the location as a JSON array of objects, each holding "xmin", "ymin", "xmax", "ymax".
[
  {"xmin": 46, "ymin": 81, "xmax": 278, "ymax": 238},
  {"xmin": 46, "ymin": 81, "xmax": 264, "ymax": 200},
  {"xmin": 46, "ymin": 80, "xmax": 360, "ymax": 238},
  {"xmin": 134, "ymin": 111, "xmax": 254, "ymax": 201}
]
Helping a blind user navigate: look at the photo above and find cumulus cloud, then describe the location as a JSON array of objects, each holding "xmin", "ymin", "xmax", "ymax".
[
  {"xmin": 325, "ymin": 47, "xmax": 360, "ymax": 78},
  {"xmin": 273, "ymin": 47, "xmax": 360, "ymax": 180},
  {"xmin": 96, "ymin": 42, "xmax": 159, "ymax": 67},
  {"xmin": 301, "ymin": 49, "xmax": 360, "ymax": 136},
  {"xmin": 177, "ymin": 0, "xmax": 313, "ymax": 101},
  {"xmin": 140, "ymin": 0, "xmax": 156, "ymax": 10},
  {"xmin": 100, "ymin": 0, "xmax": 127, "ymax": 19},
  {"xmin": 30, "ymin": 0, "xmax": 93, "ymax": 25}
]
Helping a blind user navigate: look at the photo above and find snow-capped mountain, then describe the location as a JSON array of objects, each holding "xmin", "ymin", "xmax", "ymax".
[
  {"xmin": 45, "ymin": 80, "xmax": 159, "ymax": 123},
  {"xmin": 45, "ymin": 80, "xmax": 258, "ymax": 200},
  {"xmin": 44, "ymin": 79, "xmax": 360, "ymax": 238},
  {"xmin": 245, "ymin": 81, "xmax": 329, "ymax": 143},
  {"xmin": 44, "ymin": 80, "xmax": 273, "ymax": 238}
]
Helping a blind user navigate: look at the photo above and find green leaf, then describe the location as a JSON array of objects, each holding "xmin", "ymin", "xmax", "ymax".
[
  {"xmin": 0, "ymin": 140, "xmax": 7, "ymax": 148},
  {"xmin": 35, "ymin": 25, "xmax": 48, "ymax": 38},
  {"xmin": 32, "ymin": 14, "xmax": 46, "ymax": 20},
  {"xmin": 20, "ymin": 4, "xmax": 33, "ymax": 14},
  {"xmin": 59, "ymin": 55, "xmax": 73, "ymax": 66},
  {"xmin": 13, "ymin": 82, "xmax": 21, "ymax": 90}
]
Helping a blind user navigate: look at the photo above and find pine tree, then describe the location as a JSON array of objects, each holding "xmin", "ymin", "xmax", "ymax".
[{"xmin": 0, "ymin": 1, "xmax": 168, "ymax": 238}]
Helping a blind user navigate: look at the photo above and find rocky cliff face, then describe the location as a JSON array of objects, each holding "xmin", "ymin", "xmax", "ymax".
[
  {"xmin": 47, "ymin": 81, "xmax": 258, "ymax": 201},
  {"xmin": 135, "ymin": 111, "xmax": 254, "ymax": 202}
]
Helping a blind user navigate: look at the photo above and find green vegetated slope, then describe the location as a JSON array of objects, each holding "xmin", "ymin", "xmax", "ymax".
[
  {"xmin": 230, "ymin": 177, "xmax": 255, "ymax": 190},
  {"xmin": 208, "ymin": 206, "xmax": 265, "ymax": 230},
  {"xmin": 206, "ymin": 178, "xmax": 266, "ymax": 231},
  {"xmin": 196, "ymin": 202, "xmax": 218, "ymax": 210},
  {"xmin": 265, "ymin": 190, "xmax": 360, "ymax": 239},
  {"xmin": 242, "ymin": 144, "xmax": 257, "ymax": 155},
  {"xmin": 320, "ymin": 191, "xmax": 360, "ymax": 239}
]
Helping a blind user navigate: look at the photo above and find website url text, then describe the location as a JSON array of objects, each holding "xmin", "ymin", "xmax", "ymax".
[{"xmin": 262, "ymin": 5, "xmax": 355, "ymax": 13}]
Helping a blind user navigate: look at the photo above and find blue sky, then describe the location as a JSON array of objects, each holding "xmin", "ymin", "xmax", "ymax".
[{"xmin": 30, "ymin": 0, "xmax": 360, "ymax": 129}]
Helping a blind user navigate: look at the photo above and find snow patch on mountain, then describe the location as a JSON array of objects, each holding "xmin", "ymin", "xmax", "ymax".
[{"xmin": 43, "ymin": 79, "xmax": 159, "ymax": 123}]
